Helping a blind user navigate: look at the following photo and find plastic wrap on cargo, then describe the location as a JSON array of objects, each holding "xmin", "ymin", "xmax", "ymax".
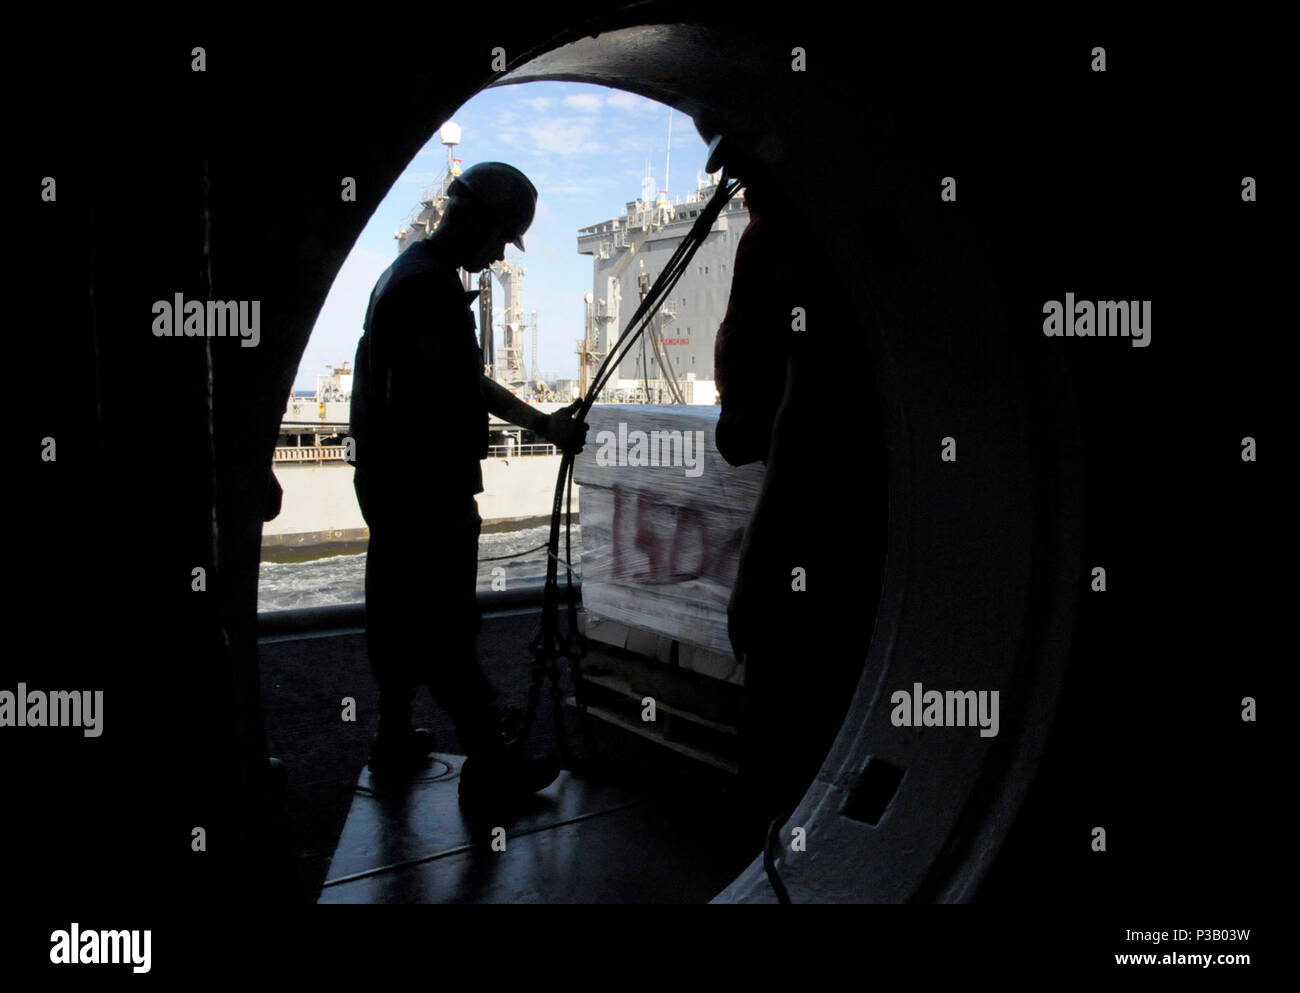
[{"xmin": 574, "ymin": 405, "xmax": 765, "ymax": 661}]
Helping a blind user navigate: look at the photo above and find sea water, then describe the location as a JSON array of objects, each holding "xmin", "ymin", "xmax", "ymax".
[{"xmin": 257, "ymin": 522, "xmax": 583, "ymax": 612}]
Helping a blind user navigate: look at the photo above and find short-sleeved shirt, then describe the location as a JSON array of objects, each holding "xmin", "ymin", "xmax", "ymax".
[{"xmin": 350, "ymin": 240, "xmax": 489, "ymax": 525}]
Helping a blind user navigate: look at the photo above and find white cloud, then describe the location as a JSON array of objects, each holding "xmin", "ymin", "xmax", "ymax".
[
  {"xmin": 562, "ymin": 93, "xmax": 603, "ymax": 112},
  {"xmin": 532, "ymin": 122, "xmax": 600, "ymax": 155},
  {"xmin": 541, "ymin": 180, "xmax": 618, "ymax": 199},
  {"xmin": 605, "ymin": 90, "xmax": 659, "ymax": 114},
  {"xmin": 520, "ymin": 96, "xmax": 553, "ymax": 109},
  {"xmin": 495, "ymin": 115, "xmax": 604, "ymax": 157}
]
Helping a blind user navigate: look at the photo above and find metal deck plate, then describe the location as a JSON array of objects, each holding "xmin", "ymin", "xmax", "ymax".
[{"xmin": 319, "ymin": 753, "xmax": 753, "ymax": 903}]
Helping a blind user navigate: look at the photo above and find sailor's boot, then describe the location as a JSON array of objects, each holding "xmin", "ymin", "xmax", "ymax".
[
  {"xmin": 456, "ymin": 704, "xmax": 560, "ymax": 809},
  {"xmin": 368, "ymin": 686, "xmax": 438, "ymax": 779}
]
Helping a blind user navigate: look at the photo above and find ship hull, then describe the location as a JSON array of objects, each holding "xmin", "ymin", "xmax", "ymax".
[{"xmin": 262, "ymin": 455, "xmax": 579, "ymax": 560}]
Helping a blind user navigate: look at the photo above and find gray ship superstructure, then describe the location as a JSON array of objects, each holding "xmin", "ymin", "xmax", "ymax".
[{"xmin": 577, "ymin": 169, "xmax": 748, "ymax": 404}]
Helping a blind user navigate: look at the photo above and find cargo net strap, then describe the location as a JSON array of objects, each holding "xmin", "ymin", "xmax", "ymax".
[{"xmin": 523, "ymin": 174, "xmax": 743, "ymax": 757}]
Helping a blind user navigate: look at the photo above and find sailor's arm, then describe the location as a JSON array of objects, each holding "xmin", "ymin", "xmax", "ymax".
[
  {"xmin": 482, "ymin": 376, "xmax": 547, "ymax": 433},
  {"xmin": 481, "ymin": 376, "xmax": 588, "ymax": 454}
]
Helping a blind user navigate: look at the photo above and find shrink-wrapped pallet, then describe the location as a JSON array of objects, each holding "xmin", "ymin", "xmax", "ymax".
[{"xmin": 574, "ymin": 404, "xmax": 765, "ymax": 678}]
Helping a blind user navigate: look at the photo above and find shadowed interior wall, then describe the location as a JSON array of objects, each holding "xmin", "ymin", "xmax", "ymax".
[{"xmin": 16, "ymin": 13, "xmax": 1277, "ymax": 911}]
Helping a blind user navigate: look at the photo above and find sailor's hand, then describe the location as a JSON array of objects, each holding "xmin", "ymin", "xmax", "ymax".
[{"xmin": 546, "ymin": 401, "xmax": 589, "ymax": 455}]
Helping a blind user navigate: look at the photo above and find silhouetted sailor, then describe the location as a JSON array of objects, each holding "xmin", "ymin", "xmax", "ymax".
[
  {"xmin": 699, "ymin": 123, "xmax": 886, "ymax": 828},
  {"xmin": 349, "ymin": 162, "xmax": 587, "ymax": 805}
]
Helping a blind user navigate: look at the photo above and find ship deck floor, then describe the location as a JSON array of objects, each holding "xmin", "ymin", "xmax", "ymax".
[
  {"xmin": 319, "ymin": 756, "xmax": 755, "ymax": 903},
  {"xmin": 259, "ymin": 608, "xmax": 766, "ymax": 903}
]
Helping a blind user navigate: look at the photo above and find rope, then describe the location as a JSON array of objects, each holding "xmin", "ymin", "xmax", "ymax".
[
  {"xmin": 479, "ymin": 542, "xmax": 549, "ymax": 562},
  {"xmin": 523, "ymin": 174, "xmax": 743, "ymax": 759},
  {"xmin": 764, "ymin": 817, "xmax": 792, "ymax": 904}
]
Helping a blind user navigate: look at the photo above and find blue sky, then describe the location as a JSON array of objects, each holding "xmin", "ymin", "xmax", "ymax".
[{"xmin": 295, "ymin": 81, "xmax": 714, "ymax": 391}]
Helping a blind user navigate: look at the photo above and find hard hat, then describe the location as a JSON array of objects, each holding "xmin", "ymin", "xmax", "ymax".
[
  {"xmin": 450, "ymin": 162, "xmax": 537, "ymax": 251},
  {"xmin": 704, "ymin": 134, "xmax": 727, "ymax": 174},
  {"xmin": 694, "ymin": 113, "xmax": 784, "ymax": 178}
]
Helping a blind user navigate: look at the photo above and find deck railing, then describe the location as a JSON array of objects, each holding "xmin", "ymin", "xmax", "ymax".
[
  {"xmin": 273, "ymin": 446, "xmax": 350, "ymax": 463},
  {"xmin": 486, "ymin": 443, "xmax": 558, "ymax": 458},
  {"xmin": 272, "ymin": 443, "xmax": 560, "ymax": 464}
]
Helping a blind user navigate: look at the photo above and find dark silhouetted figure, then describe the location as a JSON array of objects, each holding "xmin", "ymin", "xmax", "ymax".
[
  {"xmin": 349, "ymin": 162, "xmax": 587, "ymax": 807},
  {"xmin": 703, "ymin": 126, "xmax": 886, "ymax": 829}
]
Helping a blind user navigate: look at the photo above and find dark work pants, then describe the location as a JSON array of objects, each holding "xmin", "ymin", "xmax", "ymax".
[
  {"xmin": 741, "ymin": 635, "xmax": 864, "ymax": 828},
  {"xmin": 734, "ymin": 491, "xmax": 878, "ymax": 826},
  {"xmin": 731, "ymin": 355, "xmax": 885, "ymax": 827},
  {"xmin": 359, "ymin": 485, "xmax": 498, "ymax": 752}
]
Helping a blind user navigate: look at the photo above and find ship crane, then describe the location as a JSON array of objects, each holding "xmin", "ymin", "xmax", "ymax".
[
  {"xmin": 486, "ymin": 259, "xmax": 532, "ymax": 393},
  {"xmin": 577, "ymin": 292, "xmax": 599, "ymax": 397}
]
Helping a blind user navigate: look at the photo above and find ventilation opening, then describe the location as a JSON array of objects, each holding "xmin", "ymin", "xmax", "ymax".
[{"xmin": 841, "ymin": 758, "xmax": 906, "ymax": 826}]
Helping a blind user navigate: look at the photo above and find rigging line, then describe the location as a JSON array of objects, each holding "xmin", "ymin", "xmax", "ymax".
[
  {"xmin": 764, "ymin": 817, "xmax": 793, "ymax": 904},
  {"xmin": 524, "ymin": 175, "xmax": 741, "ymax": 738},
  {"xmin": 583, "ymin": 177, "xmax": 740, "ymax": 408},
  {"xmin": 589, "ymin": 223, "xmax": 716, "ymax": 401},
  {"xmin": 556, "ymin": 175, "xmax": 739, "ymax": 543},
  {"xmin": 546, "ymin": 548, "xmax": 577, "ymax": 568},
  {"xmin": 480, "ymin": 542, "xmax": 549, "ymax": 562},
  {"xmin": 644, "ymin": 314, "xmax": 655, "ymax": 400},
  {"xmin": 651, "ymin": 316, "xmax": 686, "ymax": 404},
  {"xmin": 591, "ymin": 243, "xmax": 709, "ymax": 408},
  {"xmin": 553, "ymin": 200, "xmax": 724, "ymax": 528}
]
